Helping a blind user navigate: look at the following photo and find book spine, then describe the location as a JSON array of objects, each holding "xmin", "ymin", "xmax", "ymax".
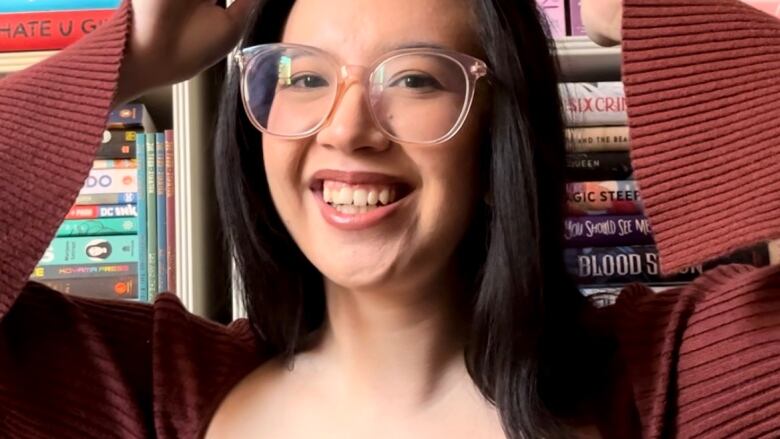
[
  {"xmin": 0, "ymin": 0, "xmax": 120, "ymax": 13},
  {"xmin": 565, "ymin": 126, "xmax": 630, "ymax": 152},
  {"xmin": 566, "ymin": 0, "xmax": 586, "ymax": 36},
  {"xmin": 145, "ymin": 134, "xmax": 158, "ymax": 296},
  {"xmin": 579, "ymin": 285, "xmax": 675, "ymax": 308},
  {"xmin": 565, "ymin": 151, "xmax": 633, "ymax": 181},
  {"xmin": 536, "ymin": 0, "xmax": 566, "ymax": 38},
  {"xmin": 31, "ymin": 262, "xmax": 137, "ymax": 280},
  {"xmin": 564, "ymin": 214, "xmax": 654, "ymax": 247},
  {"xmin": 38, "ymin": 235, "xmax": 139, "ymax": 266},
  {"xmin": 107, "ymin": 103, "xmax": 147, "ymax": 128},
  {"xmin": 97, "ymin": 129, "xmax": 138, "ymax": 159},
  {"xmin": 79, "ymin": 168, "xmax": 138, "ymax": 195},
  {"xmin": 164, "ymin": 130, "xmax": 177, "ymax": 294},
  {"xmin": 91, "ymin": 159, "xmax": 137, "ymax": 169},
  {"xmin": 560, "ymin": 82, "xmax": 627, "ymax": 126},
  {"xmin": 136, "ymin": 133, "xmax": 148, "ymax": 301},
  {"xmin": 0, "ymin": 9, "xmax": 115, "ymax": 52},
  {"xmin": 55, "ymin": 217, "xmax": 137, "ymax": 237},
  {"xmin": 565, "ymin": 244, "xmax": 771, "ymax": 285},
  {"xmin": 75, "ymin": 192, "xmax": 137, "ymax": 205},
  {"xmin": 566, "ymin": 180, "xmax": 642, "ymax": 216},
  {"xmin": 38, "ymin": 276, "xmax": 138, "ymax": 300},
  {"xmin": 155, "ymin": 133, "xmax": 168, "ymax": 293},
  {"xmin": 66, "ymin": 203, "xmax": 137, "ymax": 219}
]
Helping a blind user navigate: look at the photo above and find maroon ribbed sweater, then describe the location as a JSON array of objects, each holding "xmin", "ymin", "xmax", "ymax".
[{"xmin": 0, "ymin": 0, "xmax": 778, "ymax": 438}]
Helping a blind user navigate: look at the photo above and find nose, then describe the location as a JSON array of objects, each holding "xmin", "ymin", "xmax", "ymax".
[{"xmin": 315, "ymin": 75, "xmax": 391, "ymax": 154}]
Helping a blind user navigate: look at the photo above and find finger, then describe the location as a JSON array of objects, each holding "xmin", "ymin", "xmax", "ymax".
[{"xmin": 226, "ymin": 0, "xmax": 261, "ymax": 36}]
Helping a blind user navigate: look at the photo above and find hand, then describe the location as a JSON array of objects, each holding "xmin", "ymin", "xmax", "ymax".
[
  {"xmin": 580, "ymin": 0, "xmax": 622, "ymax": 47},
  {"xmin": 116, "ymin": 0, "xmax": 258, "ymax": 104}
]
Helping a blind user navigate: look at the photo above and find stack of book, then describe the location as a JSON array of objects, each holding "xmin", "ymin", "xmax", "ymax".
[
  {"xmin": 31, "ymin": 103, "xmax": 176, "ymax": 301},
  {"xmin": 560, "ymin": 82, "xmax": 779, "ymax": 306},
  {"xmin": 0, "ymin": 0, "xmax": 120, "ymax": 53}
]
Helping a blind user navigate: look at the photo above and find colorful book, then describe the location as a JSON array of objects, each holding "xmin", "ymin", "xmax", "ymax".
[
  {"xmin": 164, "ymin": 130, "xmax": 177, "ymax": 294},
  {"xmin": 98, "ymin": 129, "xmax": 139, "ymax": 159},
  {"xmin": 0, "ymin": 9, "xmax": 115, "ymax": 52},
  {"xmin": 55, "ymin": 217, "xmax": 137, "ymax": 237},
  {"xmin": 579, "ymin": 285, "xmax": 675, "ymax": 308},
  {"xmin": 0, "ymin": 0, "xmax": 120, "ymax": 13},
  {"xmin": 80, "ymin": 168, "xmax": 138, "ymax": 195},
  {"xmin": 566, "ymin": 0, "xmax": 585, "ymax": 36},
  {"xmin": 566, "ymin": 126, "xmax": 630, "ymax": 152},
  {"xmin": 66, "ymin": 203, "xmax": 137, "ymax": 219},
  {"xmin": 566, "ymin": 180, "xmax": 642, "ymax": 216},
  {"xmin": 75, "ymin": 192, "xmax": 137, "ymax": 205},
  {"xmin": 536, "ymin": 0, "xmax": 566, "ymax": 38},
  {"xmin": 136, "ymin": 133, "xmax": 148, "ymax": 301},
  {"xmin": 31, "ymin": 262, "xmax": 137, "ymax": 280},
  {"xmin": 565, "ymin": 244, "xmax": 771, "ymax": 286},
  {"xmin": 92, "ymin": 159, "xmax": 137, "ymax": 170},
  {"xmin": 560, "ymin": 82, "xmax": 627, "ymax": 126},
  {"xmin": 145, "ymin": 133, "xmax": 158, "ymax": 296},
  {"xmin": 38, "ymin": 276, "xmax": 139, "ymax": 300},
  {"xmin": 564, "ymin": 214, "xmax": 654, "ymax": 247},
  {"xmin": 565, "ymin": 151, "xmax": 633, "ymax": 181},
  {"xmin": 38, "ymin": 235, "xmax": 139, "ymax": 266},
  {"xmin": 155, "ymin": 132, "xmax": 167, "ymax": 293},
  {"xmin": 108, "ymin": 103, "xmax": 156, "ymax": 131}
]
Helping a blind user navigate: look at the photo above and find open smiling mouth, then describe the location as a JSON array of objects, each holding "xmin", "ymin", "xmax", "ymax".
[{"xmin": 313, "ymin": 180, "xmax": 413, "ymax": 213}]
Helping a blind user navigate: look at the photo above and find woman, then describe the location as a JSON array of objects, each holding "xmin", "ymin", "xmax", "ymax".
[{"xmin": 0, "ymin": 0, "xmax": 777, "ymax": 438}]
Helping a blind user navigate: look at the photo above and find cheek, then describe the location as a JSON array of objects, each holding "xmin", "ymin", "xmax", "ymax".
[{"xmin": 262, "ymin": 138, "xmax": 308, "ymax": 225}]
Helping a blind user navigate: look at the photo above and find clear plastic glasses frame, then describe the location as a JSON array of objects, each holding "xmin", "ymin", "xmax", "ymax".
[{"xmin": 233, "ymin": 43, "xmax": 489, "ymax": 145}]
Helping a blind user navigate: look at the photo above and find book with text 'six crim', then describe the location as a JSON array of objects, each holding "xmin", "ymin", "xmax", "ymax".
[
  {"xmin": 0, "ymin": 0, "xmax": 120, "ymax": 13},
  {"xmin": 0, "ymin": 9, "xmax": 115, "ymax": 52}
]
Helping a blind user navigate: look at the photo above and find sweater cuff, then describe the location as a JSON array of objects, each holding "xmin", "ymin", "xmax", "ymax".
[
  {"xmin": 0, "ymin": 1, "xmax": 132, "ymax": 318},
  {"xmin": 622, "ymin": 0, "xmax": 780, "ymax": 276}
]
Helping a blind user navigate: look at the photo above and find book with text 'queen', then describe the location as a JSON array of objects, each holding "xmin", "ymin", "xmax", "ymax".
[
  {"xmin": 0, "ymin": 0, "xmax": 120, "ymax": 13},
  {"xmin": 565, "ymin": 151, "xmax": 633, "ymax": 181},
  {"xmin": 0, "ymin": 9, "xmax": 115, "ymax": 52}
]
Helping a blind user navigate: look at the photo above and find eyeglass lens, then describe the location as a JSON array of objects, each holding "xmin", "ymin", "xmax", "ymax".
[{"xmin": 243, "ymin": 46, "xmax": 470, "ymax": 143}]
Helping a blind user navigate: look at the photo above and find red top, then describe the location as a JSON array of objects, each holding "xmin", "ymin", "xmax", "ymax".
[{"xmin": 0, "ymin": 1, "xmax": 778, "ymax": 438}]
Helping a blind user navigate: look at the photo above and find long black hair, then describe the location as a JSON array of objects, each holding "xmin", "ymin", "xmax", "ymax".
[{"xmin": 215, "ymin": 0, "xmax": 611, "ymax": 437}]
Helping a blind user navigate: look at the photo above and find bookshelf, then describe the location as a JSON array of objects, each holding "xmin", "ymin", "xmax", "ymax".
[{"xmin": 0, "ymin": 51, "xmax": 220, "ymax": 317}]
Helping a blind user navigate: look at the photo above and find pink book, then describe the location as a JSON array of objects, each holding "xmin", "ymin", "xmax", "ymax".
[
  {"xmin": 164, "ymin": 130, "xmax": 177, "ymax": 295},
  {"xmin": 536, "ymin": 0, "xmax": 566, "ymax": 38}
]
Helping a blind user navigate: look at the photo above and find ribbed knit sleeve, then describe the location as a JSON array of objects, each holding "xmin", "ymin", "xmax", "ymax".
[
  {"xmin": 623, "ymin": 0, "xmax": 780, "ymax": 275},
  {"xmin": 610, "ymin": 1, "xmax": 780, "ymax": 438},
  {"xmin": 0, "ymin": 1, "xmax": 131, "ymax": 319}
]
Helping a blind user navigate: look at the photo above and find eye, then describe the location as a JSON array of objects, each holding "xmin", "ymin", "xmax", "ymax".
[
  {"xmin": 389, "ymin": 73, "xmax": 442, "ymax": 90},
  {"xmin": 290, "ymin": 73, "xmax": 329, "ymax": 88}
]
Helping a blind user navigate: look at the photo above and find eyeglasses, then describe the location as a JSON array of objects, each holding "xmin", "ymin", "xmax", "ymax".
[{"xmin": 233, "ymin": 43, "xmax": 489, "ymax": 145}]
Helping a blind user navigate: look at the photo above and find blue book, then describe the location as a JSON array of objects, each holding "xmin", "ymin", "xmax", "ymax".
[
  {"xmin": 0, "ymin": 0, "xmax": 120, "ymax": 13},
  {"xmin": 155, "ymin": 133, "xmax": 168, "ymax": 293},
  {"xmin": 145, "ymin": 134, "xmax": 158, "ymax": 296},
  {"xmin": 135, "ymin": 133, "xmax": 149, "ymax": 301}
]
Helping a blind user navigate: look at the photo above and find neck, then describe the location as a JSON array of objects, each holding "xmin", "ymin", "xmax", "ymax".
[{"xmin": 310, "ymin": 273, "xmax": 469, "ymax": 410}]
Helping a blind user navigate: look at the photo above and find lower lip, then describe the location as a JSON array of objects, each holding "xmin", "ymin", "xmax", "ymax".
[{"xmin": 314, "ymin": 191, "xmax": 406, "ymax": 231}]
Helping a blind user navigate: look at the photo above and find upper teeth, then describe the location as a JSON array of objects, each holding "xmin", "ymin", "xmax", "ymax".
[{"xmin": 322, "ymin": 181, "xmax": 396, "ymax": 206}]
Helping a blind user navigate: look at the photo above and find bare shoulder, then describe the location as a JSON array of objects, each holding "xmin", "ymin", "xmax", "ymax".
[{"xmin": 205, "ymin": 356, "xmax": 296, "ymax": 438}]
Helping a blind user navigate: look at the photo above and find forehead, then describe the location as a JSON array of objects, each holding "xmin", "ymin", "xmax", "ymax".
[{"xmin": 282, "ymin": 0, "xmax": 480, "ymax": 62}]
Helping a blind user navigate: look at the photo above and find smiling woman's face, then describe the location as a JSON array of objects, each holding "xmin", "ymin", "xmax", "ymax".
[{"xmin": 262, "ymin": 0, "xmax": 487, "ymax": 292}]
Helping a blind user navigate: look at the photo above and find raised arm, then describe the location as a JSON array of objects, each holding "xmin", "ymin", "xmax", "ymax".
[{"xmin": 0, "ymin": 0, "xmax": 257, "ymax": 320}]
